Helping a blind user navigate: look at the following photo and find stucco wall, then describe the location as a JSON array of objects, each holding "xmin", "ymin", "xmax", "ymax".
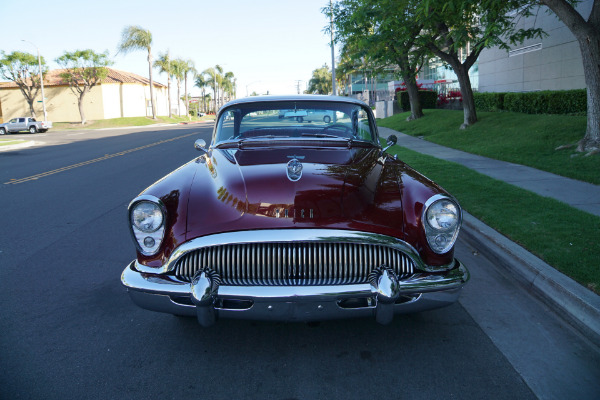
[
  {"xmin": 1, "ymin": 76, "xmax": 182, "ymax": 122},
  {"xmin": 0, "ymin": 85, "xmax": 105, "ymax": 122},
  {"xmin": 101, "ymin": 84, "xmax": 122, "ymax": 119},
  {"xmin": 478, "ymin": 0, "xmax": 591, "ymax": 93}
]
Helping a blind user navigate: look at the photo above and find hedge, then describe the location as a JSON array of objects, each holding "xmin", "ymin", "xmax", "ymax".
[
  {"xmin": 396, "ymin": 90, "xmax": 438, "ymax": 110},
  {"xmin": 473, "ymin": 92, "xmax": 506, "ymax": 112},
  {"xmin": 477, "ymin": 89, "xmax": 586, "ymax": 115}
]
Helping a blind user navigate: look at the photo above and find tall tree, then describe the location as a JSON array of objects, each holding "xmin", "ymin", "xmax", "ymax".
[
  {"xmin": 171, "ymin": 59, "xmax": 186, "ymax": 116},
  {"xmin": 222, "ymin": 71, "xmax": 235, "ymax": 103},
  {"xmin": 55, "ymin": 50, "xmax": 112, "ymax": 125},
  {"xmin": 534, "ymin": 0, "xmax": 600, "ymax": 153},
  {"xmin": 154, "ymin": 51, "xmax": 173, "ymax": 118},
  {"xmin": 214, "ymin": 64, "xmax": 224, "ymax": 109},
  {"xmin": 195, "ymin": 72, "xmax": 210, "ymax": 113},
  {"xmin": 0, "ymin": 51, "xmax": 46, "ymax": 118},
  {"xmin": 415, "ymin": 0, "xmax": 544, "ymax": 129},
  {"xmin": 329, "ymin": 0, "xmax": 427, "ymax": 120},
  {"xmin": 118, "ymin": 25, "xmax": 157, "ymax": 119},
  {"xmin": 306, "ymin": 64, "xmax": 333, "ymax": 94},
  {"xmin": 182, "ymin": 59, "xmax": 196, "ymax": 118},
  {"xmin": 203, "ymin": 66, "xmax": 223, "ymax": 113}
]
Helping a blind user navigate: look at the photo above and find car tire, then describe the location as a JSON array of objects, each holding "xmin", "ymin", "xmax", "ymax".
[
  {"xmin": 323, "ymin": 116, "xmax": 331, "ymax": 123},
  {"xmin": 29, "ymin": 126, "xmax": 38, "ymax": 134},
  {"xmin": 297, "ymin": 116, "xmax": 304, "ymax": 123},
  {"xmin": 0, "ymin": 128, "xmax": 6, "ymax": 135}
]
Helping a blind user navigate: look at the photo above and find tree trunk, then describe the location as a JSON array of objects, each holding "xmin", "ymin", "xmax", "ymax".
[
  {"xmin": 184, "ymin": 75, "xmax": 189, "ymax": 119},
  {"xmin": 27, "ymin": 99, "xmax": 37, "ymax": 119},
  {"xmin": 213, "ymin": 84, "xmax": 218, "ymax": 114},
  {"xmin": 78, "ymin": 88, "xmax": 89, "ymax": 125},
  {"xmin": 78, "ymin": 97, "xmax": 86, "ymax": 125},
  {"xmin": 177, "ymin": 80, "xmax": 181, "ymax": 117},
  {"xmin": 540, "ymin": 0, "xmax": 600, "ymax": 152},
  {"xmin": 167, "ymin": 75, "xmax": 172, "ymax": 118},
  {"xmin": 147, "ymin": 51, "xmax": 157, "ymax": 119},
  {"xmin": 577, "ymin": 32, "xmax": 600, "ymax": 151},
  {"xmin": 400, "ymin": 67, "xmax": 423, "ymax": 121},
  {"xmin": 453, "ymin": 62, "xmax": 477, "ymax": 129}
]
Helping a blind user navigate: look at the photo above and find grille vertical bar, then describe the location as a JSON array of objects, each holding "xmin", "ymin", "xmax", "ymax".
[{"xmin": 175, "ymin": 242, "xmax": 415, "ymax": 286}]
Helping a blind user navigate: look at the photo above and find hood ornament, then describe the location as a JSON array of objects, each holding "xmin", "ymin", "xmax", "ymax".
[{"xmin": 286, "ymin": 158, "xmax": 303, "ymax": 182}]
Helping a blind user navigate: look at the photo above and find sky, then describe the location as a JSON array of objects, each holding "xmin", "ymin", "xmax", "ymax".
[{"xmin": 2, "ymin": 0, "xmax": 335, "ymax": 97}]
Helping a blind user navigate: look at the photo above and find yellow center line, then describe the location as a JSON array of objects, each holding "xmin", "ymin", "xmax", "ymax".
[{"xmin": 5, "ymin": 133, "xmax": 197, "ymax": 185}]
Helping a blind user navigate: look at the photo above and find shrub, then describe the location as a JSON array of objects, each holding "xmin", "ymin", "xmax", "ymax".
[
  {"xmin": 397, "ymin": 90, "xmax": 438, "ymax": 110},
  {"xmin": 474, "ymin": 92, "xmax": 506, "ymax": 111},
  {"xmin": 503, "ymin": 89, "xmax": 586, "ymax": 114}
]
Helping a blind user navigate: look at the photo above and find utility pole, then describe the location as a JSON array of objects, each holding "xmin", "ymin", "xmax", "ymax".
[
  {"xmin": 330, "ymin": 0, "xmax": 337, "ymax": 96},
  {"xmin": 295, "ymin": 80, "xmax": 303, "ymax": 94}
]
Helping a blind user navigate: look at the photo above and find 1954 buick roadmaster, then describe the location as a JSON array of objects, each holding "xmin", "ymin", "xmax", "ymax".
[{"xmin": 121, "ymin": 95, "xmax": 469, "ymax": 326}]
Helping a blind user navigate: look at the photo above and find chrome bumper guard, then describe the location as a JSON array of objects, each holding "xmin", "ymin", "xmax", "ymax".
[{"xmin": 122, "ymin": 259, "xmax": 469, "ymax": 327}]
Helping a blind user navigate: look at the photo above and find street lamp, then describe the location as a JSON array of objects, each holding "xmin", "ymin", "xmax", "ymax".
[{"xmin": 21, "ymin": 40, "xmax": 47, "ymax": 122}]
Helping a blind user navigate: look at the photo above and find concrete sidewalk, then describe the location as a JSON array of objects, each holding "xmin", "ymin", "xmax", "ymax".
[
  {"xmin": 379, "ymin": 127, "xmax": 600, "ymax": 217},
  {"xmin": 378, "ymin": 126, "xmax": 600, "ymax": 348}
]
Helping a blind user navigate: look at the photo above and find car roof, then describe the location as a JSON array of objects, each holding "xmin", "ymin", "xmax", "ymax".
[{"xmin": 222, "ymin": 95, "xmax": 369, "ymax": 108}]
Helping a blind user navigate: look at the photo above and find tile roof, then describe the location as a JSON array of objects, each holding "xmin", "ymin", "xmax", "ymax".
[{"xmin": 0, "ymin": 67, "xmax": 166, "ymax": 88}]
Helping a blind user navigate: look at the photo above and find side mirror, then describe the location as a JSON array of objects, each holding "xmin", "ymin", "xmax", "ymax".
[
  {"xmin": 382, "ymin": 134, "xmax": 397, "ymax": 152},
  {"xmin": 194, "ymin": 139, "xmax": 207, "ymax": 154}
]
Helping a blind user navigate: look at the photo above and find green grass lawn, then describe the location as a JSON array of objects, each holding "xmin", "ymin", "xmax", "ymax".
[
  {"xmin": 53, "ymin": 115, "xmax": 213, "ymax": 131},
  {"xmin": 385, "ymin": 144, "xmax": 600, "ymax": 294},
  {"xmin": 378, "ymin": 109, "xmax": 600, "ymax": 184}
]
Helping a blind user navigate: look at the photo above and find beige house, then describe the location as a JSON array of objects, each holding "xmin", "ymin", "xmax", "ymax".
[{"xmin": 0, "ymin": 68, "xmax": 183, "ymax": 123}]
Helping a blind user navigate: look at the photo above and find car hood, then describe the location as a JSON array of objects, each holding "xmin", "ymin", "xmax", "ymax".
[{"xmin": 185, "ymin": 145, "xmax": 405, "ymax": 239}]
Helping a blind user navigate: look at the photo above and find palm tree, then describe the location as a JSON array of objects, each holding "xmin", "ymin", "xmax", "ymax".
[
  {"xmin": 154, "ymin": 51, "xmax": 173, "ymax": 118},
  {"xmin": 203, "ymin": 93, "xmax": 212, "ymax": 114},
  {"xmin": 222, "ymin": 71, "xmax": 235, "ymax": 103},
  {"xmin": 202, "ymin": 67, "xmax": 220, "ymax": 114},
  {"xmin": 182, "ymin": 59, "xmax": 196, "ymax": 118},
  {"xmin": 118, "ymin": 25, "xmax": 157, "ymax": 119},
  {"xmin": 171, "ymin": 59, "xmax": 185, "ymax": 117},
  {"xmin": 214, "ymin": 64, "xmax": 224, "ymax": 111},
  {"xmin": 195, "ymin": 72, "xmax": 210, "ymax": 113}
]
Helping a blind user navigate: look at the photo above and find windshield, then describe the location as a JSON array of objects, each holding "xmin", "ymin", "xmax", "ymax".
[{"xmin": 214, "ymin": 101, "xmax": 376, "ymax": 144}]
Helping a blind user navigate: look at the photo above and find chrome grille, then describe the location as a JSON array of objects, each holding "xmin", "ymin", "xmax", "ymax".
[{"xmin": 174, "ymin": 242, "xmax": 414, "ymax": 286}]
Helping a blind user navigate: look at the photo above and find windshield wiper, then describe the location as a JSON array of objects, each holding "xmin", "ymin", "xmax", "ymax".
[{"xmin": 301, "ymin": 133, "xmax": 343, "ymax": 138}]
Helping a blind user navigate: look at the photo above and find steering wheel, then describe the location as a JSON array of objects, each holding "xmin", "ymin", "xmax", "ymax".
[{"xmin": 321, "ymin": 123, "xmax": 353, "ymax": 137}]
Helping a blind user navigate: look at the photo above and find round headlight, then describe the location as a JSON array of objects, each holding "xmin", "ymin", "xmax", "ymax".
[
  {"xmin": 426, "ymin": 200, "xmax": 459, "ymax": 230},
  {"xmin": 423, "ymin": 196, "xmax": 461, "ymax": 254},
  {"xmin": 131, "ymin": 201, "xmax": 163, "ymax": 233}
]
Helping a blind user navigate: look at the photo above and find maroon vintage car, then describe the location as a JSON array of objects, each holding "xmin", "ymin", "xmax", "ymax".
[{"xmin": 121, "ymin": 95, "xmax": 469, "ymax": 326}]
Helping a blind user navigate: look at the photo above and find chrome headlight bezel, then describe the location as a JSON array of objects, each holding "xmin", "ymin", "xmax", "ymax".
[
  {"xmin": 422, "ymin": 194, "xmax": 462, "ymax": 254},
  {"xmin": 129, "ymin": 195, "xmax": 166, "ymax": 256}
]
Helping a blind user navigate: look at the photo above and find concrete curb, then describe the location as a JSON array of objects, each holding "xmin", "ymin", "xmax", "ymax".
[
  {"xmin": 0, "ymin": 140, "xmax": 37, "ymax": 152},
  {"xmin": 460, "ymin": 212, "xmax": 600, "ymax": 348}
]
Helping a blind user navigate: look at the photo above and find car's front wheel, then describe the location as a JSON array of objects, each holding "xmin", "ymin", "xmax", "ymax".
[
  {"xmin": 29, "ymin": 126, "xmax": 38, "ymax": 134},
  {"xmin": 323, "ymin": 115, "xmax": 331, "ymax": 123},
  {"xmin": 0, "ymin": 128, "xmax": 7, "ymax": 135}
]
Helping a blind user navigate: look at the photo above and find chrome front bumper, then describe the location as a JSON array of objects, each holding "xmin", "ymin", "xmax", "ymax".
[{"xmin": 121, "ymin": 259, "xmax": 469, "ymax": 326}]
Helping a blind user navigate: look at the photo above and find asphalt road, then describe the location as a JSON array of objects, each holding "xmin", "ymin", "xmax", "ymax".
[{"xmin": 1, "ymin": 124, "xmax": 598, "ymax": 400}]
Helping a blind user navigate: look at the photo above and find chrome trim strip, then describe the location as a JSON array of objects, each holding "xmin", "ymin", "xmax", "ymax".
[
  {"xmin": 134, "ymin": 229, "xmax": 447, "ymax": 275},
  {"xmin": 122, "ymin": 259, "xmax": 469, "ymax": 299},
  {"xmin": 173, "ymin": 241, "xmax": 414, "ymax": 285}
]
